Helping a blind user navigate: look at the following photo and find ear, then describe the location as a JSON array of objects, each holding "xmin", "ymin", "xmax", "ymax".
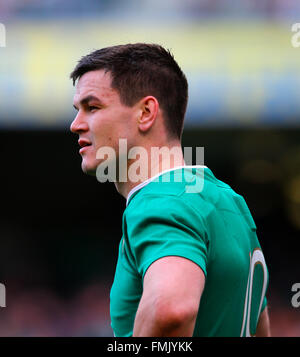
[{"xmin": 137, "ymin": 96, "xmax": 159, "ymax": 133}]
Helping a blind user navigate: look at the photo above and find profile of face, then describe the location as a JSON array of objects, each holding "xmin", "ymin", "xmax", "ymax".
[{"xmin": 70, "ymin": 70, "xmax": 138, "ymax": 175}]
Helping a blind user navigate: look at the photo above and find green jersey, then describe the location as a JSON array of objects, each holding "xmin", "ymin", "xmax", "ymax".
[{"xmin": 110, "ymin": 166, "xmax": 268, "ymax": 337}]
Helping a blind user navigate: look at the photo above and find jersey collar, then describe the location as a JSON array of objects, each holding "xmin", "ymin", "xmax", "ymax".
[{"xmin": 126, "ymin": 165, "xmax": 207, "ymax": 206}]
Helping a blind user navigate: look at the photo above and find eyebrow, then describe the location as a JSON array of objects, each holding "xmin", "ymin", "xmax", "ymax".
[{"xmin": 73, "ymin": 95, "xmax": 103, "ymax": 110}]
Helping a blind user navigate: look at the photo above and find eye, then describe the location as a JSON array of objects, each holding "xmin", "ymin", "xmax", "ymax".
[{"xmin": 89, "ymin": 106, "xmax": 99, "ymax": 112}]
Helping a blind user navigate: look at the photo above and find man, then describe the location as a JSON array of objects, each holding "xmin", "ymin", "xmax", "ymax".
[{"xmin": 70, "ymin": 43, "xmax": 270, "ymax": 337}]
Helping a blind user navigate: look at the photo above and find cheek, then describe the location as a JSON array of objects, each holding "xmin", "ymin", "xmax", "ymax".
[
  {"xmin": 90, "ymin": 113, "xmax": 113, "ymax": 139},
  {"xmin": 91, "ymin": 108, "xmax": 135, "ymax": 148}
]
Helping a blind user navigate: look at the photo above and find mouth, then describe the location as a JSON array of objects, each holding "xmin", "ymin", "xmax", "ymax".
[{"xmin": 78, "ymin": 139, "xmax": 92, "ymax": 153}]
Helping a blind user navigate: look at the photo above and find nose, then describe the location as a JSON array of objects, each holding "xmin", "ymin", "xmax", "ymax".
[{"xmin": 70, "ymin": 112, "xmax": 89, "ymax": 134}]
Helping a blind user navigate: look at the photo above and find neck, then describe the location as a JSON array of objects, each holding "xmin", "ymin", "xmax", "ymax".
[{"xmin": 115, "ymin": 140, "xmax": 184, "ymax": 199}]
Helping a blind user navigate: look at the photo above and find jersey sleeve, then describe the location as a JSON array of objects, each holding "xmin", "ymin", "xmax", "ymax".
[{"xmin": 125, "ymin": 194, "xmax": 209, "ymax": 279}]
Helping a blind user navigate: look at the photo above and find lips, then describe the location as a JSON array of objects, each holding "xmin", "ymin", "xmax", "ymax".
[
  {"xmin": 78, "ymin": 139, "xmax": 92, "ymax": 153},
  {"xmin": 78, "ymin": 139, "xmax": 92, "ymax": 148}
]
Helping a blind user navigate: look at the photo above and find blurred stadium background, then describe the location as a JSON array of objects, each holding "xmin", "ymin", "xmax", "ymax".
[{"xmin": 0, "ymin": 0, "xmax": 300, "ymax": 336}]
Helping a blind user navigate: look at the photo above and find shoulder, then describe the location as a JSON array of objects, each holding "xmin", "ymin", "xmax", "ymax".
[
  {"xmin": 124, "ymin": 167, "xmax": 225, "ymax": 230},
  {"xmin": 126, "ymin": 166, "xmax": 236, "ymax": 216},
  {"xmin": 125, "ymin": 166, "xmax": 255, "ymax": 236}
]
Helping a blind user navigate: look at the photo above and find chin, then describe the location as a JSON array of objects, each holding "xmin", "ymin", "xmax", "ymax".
[{"xmin": 81, "ymin": 161, "xmax": 97, "ymax": 176}]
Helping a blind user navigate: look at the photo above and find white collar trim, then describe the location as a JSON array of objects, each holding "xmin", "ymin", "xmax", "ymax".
[{"xmin": 126, "ymin": 165, "xmax": 207, "ymax": 206}]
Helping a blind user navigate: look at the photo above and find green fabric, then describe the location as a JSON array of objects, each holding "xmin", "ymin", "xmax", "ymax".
[{"xmin": 110, "ymin": 167, "xmax": 269, "ymax": 337}]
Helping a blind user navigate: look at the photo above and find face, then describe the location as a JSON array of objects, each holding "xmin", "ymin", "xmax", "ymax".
[{"xmin": 70, "ymin": 70, "xmax": 138, "ymax": 175}]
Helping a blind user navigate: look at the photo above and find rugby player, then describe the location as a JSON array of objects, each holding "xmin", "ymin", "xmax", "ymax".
[{"xmin": 70, "ymin": 43, "xmax": 270, "ymax": 337}]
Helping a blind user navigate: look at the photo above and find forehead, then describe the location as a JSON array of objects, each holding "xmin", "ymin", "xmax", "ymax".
[{"xmin": 74, "ymin": 69, "xmax": 117, "ymax": 103}]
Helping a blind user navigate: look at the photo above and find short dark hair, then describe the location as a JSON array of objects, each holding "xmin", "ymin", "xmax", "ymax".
[{"xmin": 70, "ymin": 43, "xmax": 188, "ymax": 139}]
